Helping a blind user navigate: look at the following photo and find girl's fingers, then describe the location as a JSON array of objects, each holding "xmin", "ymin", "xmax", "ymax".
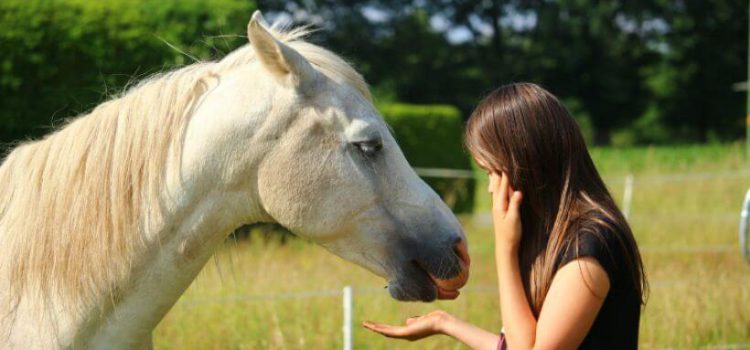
[
  {"xmin": 507, "ymin": 181, "xmax": 515, "ymax": 203},
  {"xmin": 489, "ymin": 173, "xmax": 503, "ymax": 210},
  {"xmin": 363, "ymin": 321, "xmax": 397, "ymax": 334},
  {"xmin": 498, "ymin": 172, "xmax": 509, "ymax": 213},
  {"xmin": 362, "ymin": 321, "xmax": 412, "ymax": 338},
  {"xmin": 507, "ymin": 191, "xmax": 523, "ymax": 218},
  {"xmin": 405, "ymin": 316, "xmax": 422, "ymax": 325}
]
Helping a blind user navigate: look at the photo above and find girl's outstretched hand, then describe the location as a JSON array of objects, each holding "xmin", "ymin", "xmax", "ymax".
[
  {"xmin": 489, "ymin": 172, "xmax": 523, "ymax": 252},
  {"xmin": 362, "ymin": 310, "xmax": 450, "ymax": 341}
]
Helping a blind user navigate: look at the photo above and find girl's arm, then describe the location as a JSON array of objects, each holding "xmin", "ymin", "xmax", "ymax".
[
  {"xmin": 440, "ymin": 313, "xmax": 500, "ymax": 350},
  {"xmin": 491, "ymin": 172, "xmax": 537, "ymax": 347},
  {"xmin": 491, "ymin": 172, "xmax": 610, "ymax": 350}
]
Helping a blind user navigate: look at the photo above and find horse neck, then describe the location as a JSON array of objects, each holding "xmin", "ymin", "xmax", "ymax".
[
  {"xmin": 83, "ymin": 118, "xmax": 278, "ymax": 349},
  {"xmin": 83, "ymin": 82, "xmax": 276, "ymax": 347},
  {"xmin": 82, "ymin": 154, "xmax": 271, "ymax": 348}
]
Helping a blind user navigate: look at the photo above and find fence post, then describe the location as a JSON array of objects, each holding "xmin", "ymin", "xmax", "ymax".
[
  {"xmin": 623, "ymin": 174, "xmax": 634, "ymax": 220},
  {"xmin": 343, "ymin": 286, "xmax": 353, "ymax": 350},
  {"xmin": 739, "ymin": 189, "xmax": 750, "ymax": 263}
]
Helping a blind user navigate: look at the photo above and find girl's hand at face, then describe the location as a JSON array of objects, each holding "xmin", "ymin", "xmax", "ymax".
[
  {"xmin": 362, "ymin": 310, "xmax": 452, "ymax": 341},
  {"xmin": 489, "ymin": 172, "xmax": 523, "ymax": 253}
]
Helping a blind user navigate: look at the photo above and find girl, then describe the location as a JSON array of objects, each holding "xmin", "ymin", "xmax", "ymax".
[{"xmin": 364, "ymin": 83, "xmax": 646, "ymax": 349}]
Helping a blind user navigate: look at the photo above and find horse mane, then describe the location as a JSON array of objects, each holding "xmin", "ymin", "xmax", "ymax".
[{"xmin": 0, "ymin": 22, "xmax": 370, "ymax": 315}]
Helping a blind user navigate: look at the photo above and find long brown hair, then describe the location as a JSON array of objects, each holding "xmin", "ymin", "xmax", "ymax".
[{"xmin": 465, "ymin": 83, "xmax": 646, "ymax": 315}]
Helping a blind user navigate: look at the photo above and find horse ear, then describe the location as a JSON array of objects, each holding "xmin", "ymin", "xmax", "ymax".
[
  {"xmin": 251, "ymin": 10, "xmax": 270, "ymax": 27},
  {"xmin": 247, "ymin": 11, "xmax": 319, "ymax": 95}
]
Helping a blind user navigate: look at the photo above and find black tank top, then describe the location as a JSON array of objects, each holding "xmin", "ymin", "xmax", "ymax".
[{"xmin": 556, "ymin": 221, "xmax": 642, "ymax": 349}]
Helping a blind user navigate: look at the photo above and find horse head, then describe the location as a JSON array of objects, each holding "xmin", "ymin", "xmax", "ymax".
[{"xmin": 182, "ymin": 11, "xmax": 470, "ymax": 301}]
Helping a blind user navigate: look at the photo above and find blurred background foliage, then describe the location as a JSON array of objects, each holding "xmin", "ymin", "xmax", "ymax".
[
  {"xmin": 1, "ymin": 0, "xmax": 746, "ymax": 147},
  {"xmin": 379, "ymin": 103, "xmax": 475, "ymax": 212},
  {"xmin": 0, "ymin": 0, "xmax": 255, "ymax": 143},
  {"xmin": 0, "ymin": 0, "xmax": 747, "ymax": 211}
]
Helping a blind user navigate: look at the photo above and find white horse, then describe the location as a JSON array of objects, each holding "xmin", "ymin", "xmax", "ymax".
[{"xmin": 0, "ymin": 11, "xmax": 470, "ymax": 349}]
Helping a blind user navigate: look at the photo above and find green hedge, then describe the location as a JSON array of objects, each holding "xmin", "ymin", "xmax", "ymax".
[
  {"xmin": 0, "ymin": 0, "xmax": 255, "ymax": 144},
  {"xmin": 379, "ymin": 103, "xmax": 475, "ymax": 213}
]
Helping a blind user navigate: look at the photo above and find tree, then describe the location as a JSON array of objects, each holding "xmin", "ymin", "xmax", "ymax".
[
  {"xmin": 645, "ymin": 0, "xmax": 747, "ymax": 142},
  {"xmin": 0, "ymin": 0, "xmax": 255, "ymax": 146}
]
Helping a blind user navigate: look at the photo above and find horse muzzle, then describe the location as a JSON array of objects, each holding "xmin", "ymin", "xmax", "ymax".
[
  {"xmin": 387, "ymin": 235, "xmax": 471, "ymax": 302},
  {"xmin": 428, "ymin": 237, "xmax": 470, "ymax": 299}
]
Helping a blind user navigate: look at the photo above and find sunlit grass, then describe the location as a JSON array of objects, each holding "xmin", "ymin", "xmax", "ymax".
[{"xmin": 154, "ymin": 143, "xmax": 750, "ymax": 349}]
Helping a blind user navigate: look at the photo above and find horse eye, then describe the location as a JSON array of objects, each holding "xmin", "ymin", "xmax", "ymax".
[{"xmin": 353, "ymin": 139, "xmax": 383, "ymax": 156}]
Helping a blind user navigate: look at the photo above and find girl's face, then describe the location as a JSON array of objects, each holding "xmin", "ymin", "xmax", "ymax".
[
  {"xmin": 488, "ymin": 172, "xmax": 501, "ymax": 194},
  {"xmin": 473, "ymin": 157, "xmax": 501, "ymax": 194}
]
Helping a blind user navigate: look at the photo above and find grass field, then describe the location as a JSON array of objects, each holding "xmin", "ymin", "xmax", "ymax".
[{"xmin": 154, "ymin": 143, "xmax": 750, "ymax": 349}]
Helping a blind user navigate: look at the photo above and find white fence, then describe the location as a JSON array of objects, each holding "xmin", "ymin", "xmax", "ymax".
[
  {"xmin": 740, "ymin": 189, "xmax": 750, "ymax": 263},
  {"xmin": 342, "ymin": 286, "xmax": 353, "ymax": 350}
]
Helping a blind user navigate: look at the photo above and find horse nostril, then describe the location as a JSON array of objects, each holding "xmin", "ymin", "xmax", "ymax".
[
  {"xmin": 452, "ymin": 235, "xmax": 462, "ymax": 246},
  {"xmin": 453, "ymin": 238, "xmax": 470, "ymax": 267}
]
